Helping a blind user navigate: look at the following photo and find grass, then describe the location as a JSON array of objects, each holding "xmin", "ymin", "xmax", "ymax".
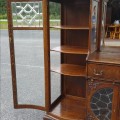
[
  {"xmin": 0, "ymin": 20, "xmax": 60, "ymax": 29},
  {"xmin": 0, "ymin": 21, "xmax": 8, "ymax": 29}
]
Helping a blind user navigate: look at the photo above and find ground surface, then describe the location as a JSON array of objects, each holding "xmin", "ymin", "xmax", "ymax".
[
  {"xmin": 1, "ymin": 30, "xmax": 61, "ymax": 120},
  {"xmin": 1, "ymin": 30, "xmax": 120, "ymax": 120}
]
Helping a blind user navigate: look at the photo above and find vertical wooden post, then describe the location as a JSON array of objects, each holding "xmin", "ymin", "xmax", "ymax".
[
  {"xmin": 96, "ymin": 0, "xmax": 103, "ymax": 51},
  {"xmin": 43, "ymin": 0, "xmax": 51, "ymax": 112},
  {"xmin": 7, "ymin": 0, "xmax": 18, "ymax": 108}
]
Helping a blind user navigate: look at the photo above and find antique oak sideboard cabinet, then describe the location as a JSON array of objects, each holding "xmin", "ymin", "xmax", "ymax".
[{"xmin": 7, "ymin": 0, "xmax": 120, "ymax": 119}]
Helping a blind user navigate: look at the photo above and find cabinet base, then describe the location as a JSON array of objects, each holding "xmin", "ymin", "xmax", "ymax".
[{"xmin": 43, "ymin": 115, "xmax": 58, "ymax": 120}]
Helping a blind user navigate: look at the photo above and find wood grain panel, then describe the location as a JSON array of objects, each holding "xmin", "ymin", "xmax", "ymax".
[
  {"xmin": 51, "ymin": 64, "xmax": 86, "ymax": 77},
  {"xmin": 49, "ymin": 96, "xmax": 86, "ymax": 120},
  {"xmin": 51, "ymin": 46, "xmax": 88, "ymax": 54},
  {"xmin": 87, "ymin": 63, "xmax": 120, "ymax": 81}
]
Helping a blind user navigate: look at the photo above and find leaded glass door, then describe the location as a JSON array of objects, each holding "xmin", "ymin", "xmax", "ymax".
[
  {"xmin": 87, "ymin": 80, "xmax": 119, "ymax": 120},
  {"xmin": 7, "ymin": 0, "xmax": 50, "ymax": 111}
]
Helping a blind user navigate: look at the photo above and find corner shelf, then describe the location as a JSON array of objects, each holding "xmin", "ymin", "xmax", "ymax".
[
  {"xmin": 51, "ymin": 46, "xmax": 88, "ymax": 54},
  {"xmin": 49, "ymin": 96, "xmax": 86, "ymax": 120},
  {"xmin": 50, "ymin": 25, "xmax": 89, "ymax": 30},
  {"xmin": 51, "ymin": 64, "xmax": 86, "ymax": 77}
]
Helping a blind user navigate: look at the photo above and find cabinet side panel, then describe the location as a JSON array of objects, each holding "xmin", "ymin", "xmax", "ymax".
[{"xmin": 65, "ymin": 76, "xmax": 86, "ymax": 97}]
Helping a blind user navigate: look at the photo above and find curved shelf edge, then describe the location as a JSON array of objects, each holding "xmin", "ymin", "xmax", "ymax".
[
  {"xmin": 51, "ymin": 64, "xmax": 86, "ymax": 77},
  {"xmin": 51, "ymin": 46, "xmax": 88, "ymax": 55}
]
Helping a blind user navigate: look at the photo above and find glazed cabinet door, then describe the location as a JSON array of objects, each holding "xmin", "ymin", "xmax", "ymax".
[
  {"xmin": 7, "ymin": 0, "xmax": 49, "ymax": 111},
  {"xmin": 87, "ymin": 79, "xmax": 119, "ymax": 120}
]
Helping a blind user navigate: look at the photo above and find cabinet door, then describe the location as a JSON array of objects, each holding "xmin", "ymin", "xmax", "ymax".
[
  {"xmin": 87, "ymin": 79, "xmax": 119, "ymax": 120},
  {"xmin": 7, "ymin": 0, "xmax": 47, "ymax": 111}
]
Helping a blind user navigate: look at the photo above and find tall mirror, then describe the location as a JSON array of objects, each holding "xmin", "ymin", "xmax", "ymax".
[
  {"xmin": 91, "ymin": 0, "xmax": 99, "ymax": 51},
  {"xmin": 102, "ymin": 0, "xmax": 120, "ymax": 48}
]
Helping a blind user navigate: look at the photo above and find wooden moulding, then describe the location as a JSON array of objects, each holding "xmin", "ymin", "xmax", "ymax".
[
  {"xmin": 48, "ymin": 96, "xmax": 86, "ymax": 120},
  {"xmin": 50, "ymin": 26, "xmax": 89, "ymax": 30},
  {"xmin": 51, "ymin": 46, "xmax": 88, "ymax": 55},
  {"xmin": 51, "ymin": 64, "xmax": 86, "ymax": 77},
  {"xmin": 87, "ymin": 51, "xmax": 120, "ymax": 65},
  {"xmin": 12, "ymin": 27, "xmax": 43, "ymax": 30},
  {"xmin": 10, "ymin": 0, "xmax": 42, "ymax": 2}
]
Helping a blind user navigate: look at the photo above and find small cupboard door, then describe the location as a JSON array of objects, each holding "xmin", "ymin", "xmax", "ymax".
[
  {"xmin": 87, "ymin": 79, "xmax": 119, "ymax": 120},
  {"xmin": 7, "ymin": 0, "xmax": 49, "ymax": 111}
]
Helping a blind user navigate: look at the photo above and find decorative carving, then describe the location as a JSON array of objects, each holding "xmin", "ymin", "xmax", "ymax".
[
  {"xmin": 87, "ymin": 113, "xmax": 96, "ymax": 120},
  {"xmin": 88, "ymin": 79, "xmax": 101, "ymax": 92}
]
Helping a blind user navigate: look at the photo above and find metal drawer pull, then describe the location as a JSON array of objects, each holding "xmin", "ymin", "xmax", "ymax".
[{"xmin": 93, "ymin": 69, "xmax": 103, "ymax": 76}]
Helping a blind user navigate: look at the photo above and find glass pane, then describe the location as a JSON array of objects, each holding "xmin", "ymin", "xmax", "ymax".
[
  {"xmin": 91, "ymin": 0, "xmax": 99, "ymax": 51},
  {"xmin": 101, "ymin": 3, "xmax": 107, "ymax": 46},
  {"xmin": 90, "ymin": 88, "xmax": 113, "ymax": 120},
  {"xmin": 49, "ymin": 2, "xmax": 61, "ymax": 104},
  {"xmin": 14, "ymin": 30, "xmax": 45, "ymax": 106},
  {"xmin": 11, "ymin": 2, "xmax": 43, "ymax": 27},
  {"xmin": 50, "ymin": 30, "xmax": 61, "ymax": 103}
]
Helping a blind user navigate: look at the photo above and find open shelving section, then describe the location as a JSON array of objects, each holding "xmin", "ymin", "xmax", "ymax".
[
  {"xmin": 45, "ymin": 0, "xmax": 100, "ymax": 119},
  {"xmin": 49, "ymin": 96, "xmax": 86, "ymax": 120},
  {"xmin": 51, "ymin": 64, "xmax": 86, "ymax": 77},
  {"xmin": 48, "ymin": 0, "xmax": 90, "ymax": 119},
  {"xmin": 51, "ymin": 46, "xmax": 88, "ymax": 54},
  {"xmin": 50, "ymin": 25, "xmax": 90, "ymax": 30}
]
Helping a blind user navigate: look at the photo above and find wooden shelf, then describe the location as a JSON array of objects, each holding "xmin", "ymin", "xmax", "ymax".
[
  {"xmin": 51, "ymin": 46, "xmax": 88, "ymax": 54},
  {"xmin": 49, "ymin": 96, "xmax": 86, "ymax": 120},
  {"xmin": 51, "ymin": 64, "xmax": 86, "ymax": 77},
  {"xmin": 50, "ymin": 25, "xmax": 89, "ymax": 30}
]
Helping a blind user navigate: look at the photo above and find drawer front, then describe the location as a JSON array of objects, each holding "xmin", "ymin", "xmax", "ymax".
[{"xmin": 88, "ymin": 63, "xmax": 120, "ymax": 81}]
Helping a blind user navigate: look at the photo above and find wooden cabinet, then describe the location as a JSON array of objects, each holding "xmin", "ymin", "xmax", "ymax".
[
  {"xmin": 88, "ymin": 63, "xmax": 120, "ymax": 81},
  {"xmin": 7, "ymin": 0, "xmax": 120, "ymax": 120},
  {"xmin": 87, "ymin": 50, "xmax": 120, "ymax": 120},
  {"xmin": 87, "ymin": 79, "xmax": 119, "ymax": 120}
]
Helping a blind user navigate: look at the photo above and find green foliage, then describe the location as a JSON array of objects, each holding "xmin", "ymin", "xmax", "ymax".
[
  {"xmin": 49, "ymin": 2, "xmax": 60, "ymax": 19},
  {"xmin": 0, "ymin": 14, "xmax": 7, "ymax": 19},
  {"xmin": 0, "ymin": 0, "xmax": 7, "ymax": 19},
  {"xmin": 0, "ymin": 1, "xmax": 60, "ymax": 19}
]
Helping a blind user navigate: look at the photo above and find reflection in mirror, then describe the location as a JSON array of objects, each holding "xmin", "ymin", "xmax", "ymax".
[
  {"xmin": 91, "ymin": 0, "xmax": 98, "ymax": 51},
  {"xmin": 101, "ymin": 2, "xmax": 107, "ymax": 46},
  {"xmin": 103, "ymin": 3, "xmax": 120, "ymax": 47}
]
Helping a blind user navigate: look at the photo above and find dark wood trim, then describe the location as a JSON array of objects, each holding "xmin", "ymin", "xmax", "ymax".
[
  {"xmin": 7, "ymin": 0, "xmax": 18, "ymax": 109},
  {"xmin": 9, "ymin": 0, "xmax": 42, "ymax": 2},
  {"xmin": 16, "ymin": 105, "xmax": 45, "ymax": 111},
  {"xmin": 50, "ymin": 95, "xmax": 63, "ymax": 111},
  {"xmin": 43, "ymin": 0, "xmax": 51, "ymax": 112},
  {"xmin": 7, "ymin": 0, "xmax": 46, "ymax": 111},
  {"xmin": 13, "ymin": 27, "xmax": 43, "ymax": 30},
  {"xmin": 96, "ymin": 0, "xmax": 103, "ymax": 51}
]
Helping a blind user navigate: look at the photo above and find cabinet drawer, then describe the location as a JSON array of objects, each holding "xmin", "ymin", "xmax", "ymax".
[{"xmin": 87, "ymin": 63, "xmax": 120, "ymax": 81}]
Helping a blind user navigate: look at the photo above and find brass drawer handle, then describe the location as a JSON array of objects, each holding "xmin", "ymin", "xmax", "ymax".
[{"xmin": 93, "ymin": 69, "xmax": 103, "ymax": 76}]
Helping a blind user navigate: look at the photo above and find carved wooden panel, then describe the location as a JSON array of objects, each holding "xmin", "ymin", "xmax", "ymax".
[{"xmin": 87, "ymin": 79, "xmax": 119, "ymax": 120}]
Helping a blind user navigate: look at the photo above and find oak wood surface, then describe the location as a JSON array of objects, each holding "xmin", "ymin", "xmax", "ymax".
[
  {"xmin": 51, "ymin": 46, "xmax": 88, "ymax": 54},
  {"xmin": 101, "ymin": 46, "xmax": 120, "ymax": 53},
  {"xmin": 87, "ymin": 81, "xmax": 119, "ymax": 120},
  {"xmin": 50, "ymin": 26, "xmax": 89, "ymax": 30},
  {"xmin": 51, "ymin": 64, "xmax": 86, "ymax": 77},
  {"xmin": 87, "ymin": 51, "xmax": 120, "ymax": 65},
  {"xmin": 87, "ymin": 63, "xmax": 120, "ymax": 81},
  {"xmin": 49, "ymin": 96, "xmax": 86, "ymax": 120}
]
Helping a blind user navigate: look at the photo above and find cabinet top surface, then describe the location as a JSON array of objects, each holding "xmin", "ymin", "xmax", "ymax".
[{"xmin": 87, "ymin": 47, "xmax": 120, "ymax": 65}]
